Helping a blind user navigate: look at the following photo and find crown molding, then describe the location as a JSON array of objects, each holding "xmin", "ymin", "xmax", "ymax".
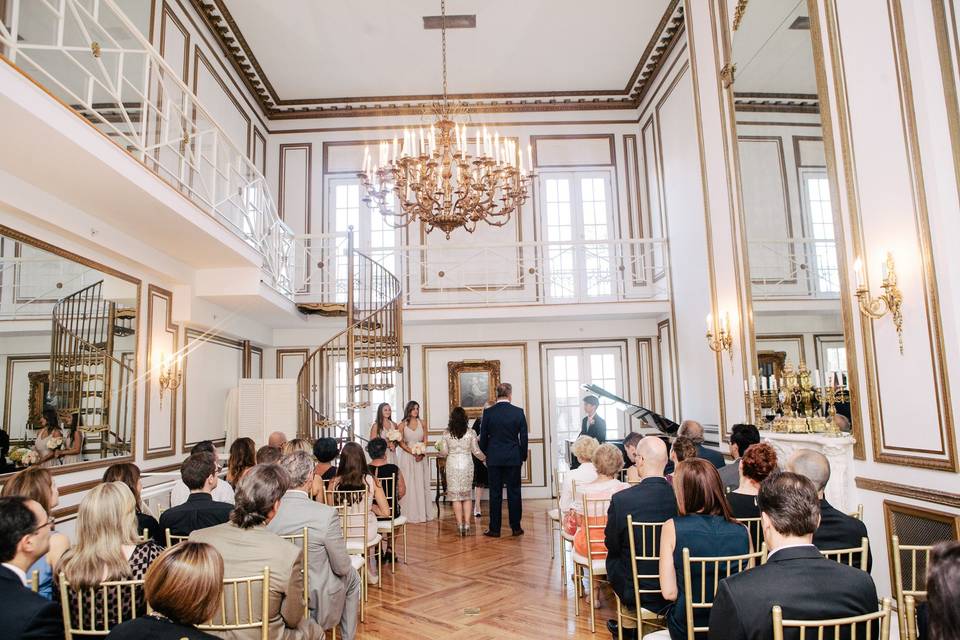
[
  {"xmin": 188, "ymin": 0, "xmax": 685, "ymax": 119},
  {"xmin": 733, "ymin": 92, "xmax": 820, "ymax": 114}
]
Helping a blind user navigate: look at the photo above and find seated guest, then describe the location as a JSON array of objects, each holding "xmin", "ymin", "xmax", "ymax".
[
  {"xmin": 171, "ymin": 441, "xmax": 234, "ymax": 506},
  {"xmin": 0, "ymin": 496, "xmax": 63, "ymax": 639},
  {"xmin": 926, "ymin": 541, "xmax": 960, "ymax": 640},
  {"xmin": 282, "ymin": 438, "xmax": 313, "ymax": 456},
  {"xmin": 329, "ymin": 442, "xmax": 391, "ymax": 586},
  {"xmin": 678, "ymin": 420, "xmax": 725, "ymax": 469},
  {"xmin": 665, "ymin": 436, "xmax": 697, "ymax": 485},
  {"xmin": 560, "ymin": 435, "xmax": 600, "ymax": 512},
  {"xmin": 726, "ymin": 443, "xmax": 778, "ymax": 525},
  {"xmin": 367, "ymin": 437, "xmax": 405, "ymax": 523},
  {"xmin": 832, "ymin": 413, "xmax": 852, "ymax": 434},
  {"xmin": 160, "ymin": 453, "xmax": 233, "ymax": 538},
  {"xmin": 572, "ymin": 443, "xmax": 629, "ymax": 559},
  {"xmin": 268, "ymin": 431, "xmax": 288, "ymax": 449},
  {"xmin": 191, "ymin": 464, "xmax": 321, "ymax": 640},
  {"xmin": 708, "ymin": 472, "xmax": 879, "ymax": 640},
  {"xmin": 58, "ymin": 482, "xmax": 163, "ymax": 624},
  {"xmin": 718, "ymin": 424, "xmax": 760, "ymax": 490},
  {"xmin": 257, "ymin": 445, "xmax": 282, "ymax": 465},
  {"xmin": 106, "ymin": 542, "xmax": 222, "ymax": 640},
  {"xmin": 605, "ymin": 437, "xmax": 678, "ymax": 640},
  {"xmin": 659, "ymin": 459, "xmax": 749, "ymax": 640},
  {"xmin": 313, "ymin": 437, "xmax": 340, "ymax": 482},
  {"xmin": 268, "ymin": 452, "xmax": 361, "ymax": 640},
  {"xmin": 103, "ymin": 462, "xmax": 164, "ymax": 547},
  {"xmin": 1, "ymin": 466, "xmax": 70, "ymax": 599},
  {"xmin": 226, "ymin": 437, "xmax": 256, "ymax": 488},
  {"xmin": 787, "ymin": 450, "xmax": 872, "ymax": 571},
  {"xmin": 621, "ymin": 432, "xmax": 644, "ymax": 483}
]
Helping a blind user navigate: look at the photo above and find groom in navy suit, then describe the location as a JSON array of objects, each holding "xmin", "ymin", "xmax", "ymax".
[{"xmin": 479, "ymin": 382, "xmax": 528, "ymax": 537}]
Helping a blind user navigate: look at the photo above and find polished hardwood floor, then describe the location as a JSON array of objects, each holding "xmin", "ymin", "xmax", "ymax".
[{"xmin": 356, "ymin": 499, "xmax": 619, "ymax": 639}]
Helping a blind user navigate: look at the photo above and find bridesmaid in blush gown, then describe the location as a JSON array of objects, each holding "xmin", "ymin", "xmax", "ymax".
[
  {"xmin": 396, "ymin": 401, "xmax": 431, "ymax": 523},
  {"xmin": 368, "ymin": 402, "xmax": 398, "ymax": 464}
]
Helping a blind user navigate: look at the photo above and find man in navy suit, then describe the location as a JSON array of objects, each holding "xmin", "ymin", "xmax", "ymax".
[{"xmin": 479, "ymin": 382, "xmax": 528, "ymax": 537}]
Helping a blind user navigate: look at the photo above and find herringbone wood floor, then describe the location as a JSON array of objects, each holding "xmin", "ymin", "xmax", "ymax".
[{"xmin": 356, "ymin": 499, "xmax": 619, "ymax": 639}]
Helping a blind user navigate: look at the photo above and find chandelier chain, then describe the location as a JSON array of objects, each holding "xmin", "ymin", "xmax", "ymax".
[{"xmin": 441, "ymin": 0, "xmax": 447, "ymax": 109}]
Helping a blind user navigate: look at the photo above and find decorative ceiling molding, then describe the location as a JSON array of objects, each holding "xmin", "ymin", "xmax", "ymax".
[
  {"xmin": 188, "ymin": 0, "xmax": 685, "ymax": 120},
  {"xmin": 733, "ymin": 92, "xmax": 820, "ymax": 114}
]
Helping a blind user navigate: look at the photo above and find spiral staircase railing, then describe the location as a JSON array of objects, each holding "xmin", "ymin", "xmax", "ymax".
[
  {"xmin": 297, "ymin": 231, "xmax": 403, "ymax": 442},
  {"xmin": 50, "ymin": 280, "xmax": 136, "ymax": 458}
]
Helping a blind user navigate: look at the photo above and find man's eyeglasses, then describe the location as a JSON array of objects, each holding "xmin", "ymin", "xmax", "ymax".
[{"xmin": 31, "ymin": 516, "xmax": 55, "ymax": 534}]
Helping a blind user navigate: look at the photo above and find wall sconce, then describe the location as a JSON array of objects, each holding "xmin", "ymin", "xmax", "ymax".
[
  {"xmin": 157, "ymin": 351, "xmax": 182, "ymax": 409},
  {"xmin": 706, "ymin": 312, "xmax": 734, "ymax": 360},
  {"xmin": 854, "ymin": 251, "xmax": 904, "ymax": 354}
]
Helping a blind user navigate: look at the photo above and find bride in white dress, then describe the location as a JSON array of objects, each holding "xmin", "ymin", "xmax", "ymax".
[{"xmin": 395, "ymin": 400, "xmax": 431, "ymax": 523}]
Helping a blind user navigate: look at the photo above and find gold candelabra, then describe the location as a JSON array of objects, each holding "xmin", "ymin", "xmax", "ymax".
[
  {"xmin": 706, "ymin": 312, "xmax": 734, "ymax": 360},
  {"xmin": 747, "ymin": 362, "xmax": 848, "ymax": 435},
  {"xmin": 157, "ymin": 351, "xmax": 182, "ymax": 410},
  {"xmin": 854, "ymin": 251, "xmax": 904, "ymax": 354}
]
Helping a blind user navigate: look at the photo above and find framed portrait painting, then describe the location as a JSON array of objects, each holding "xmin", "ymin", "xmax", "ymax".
[{"xmin": 448, "ymin": 360, "xmax": 501, "ymax": 418}]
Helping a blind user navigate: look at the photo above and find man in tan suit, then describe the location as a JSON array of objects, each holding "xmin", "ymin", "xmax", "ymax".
[
  {"xmin": 190, "ymin": 464, "xmax": 321, "ymax": 640},
  {"xmin": 268, "ymin": 451, "xmax": 361, "ymax": 640}
]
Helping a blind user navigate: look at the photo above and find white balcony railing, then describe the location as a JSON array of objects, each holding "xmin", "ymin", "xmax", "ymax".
[
  {"xmin": 0, "ymin": 255, "xmax": 99, "ymax": 318},
  {"xmin": 294, "ymin": 235, "xmax": 670, "ymax": 308},
  {"xmin": 0, "ymin": 0, "xmax": 293, "ymax": 294},
  {"xmin": 748, "ymin": 238, "xmax": 840, "ymax": 299}
]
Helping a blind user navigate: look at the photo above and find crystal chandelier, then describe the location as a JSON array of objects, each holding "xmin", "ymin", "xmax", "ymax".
[{"xmin": 358, "ymin": 0, "xmax": 534, "ymax": 239}]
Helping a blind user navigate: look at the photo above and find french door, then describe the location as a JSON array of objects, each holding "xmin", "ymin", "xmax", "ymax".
[{"xmin": 538, "ymin": 171, "xmax": 617, "ymax": 302}]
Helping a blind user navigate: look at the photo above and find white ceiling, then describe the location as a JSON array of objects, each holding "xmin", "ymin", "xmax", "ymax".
[
  {"xmin": 220, "ymin": 0, "xmax": 672, "ymax": 101},
  {"xmin": 731, "ymin": 0, "xmax": 817, "ymax": 95}
]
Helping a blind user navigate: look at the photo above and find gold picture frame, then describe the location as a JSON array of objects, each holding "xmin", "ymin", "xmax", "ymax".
[
  {"xmin": 448, "ymin": 360, "xmax": 501, "ymax": 418},
  {"xmin": 27, "ymin": 370, "xmax": 50, "ymax": 429},
  {"xmin": 757, "ymin": 350, "xmax": 787, "ymax": 408}
]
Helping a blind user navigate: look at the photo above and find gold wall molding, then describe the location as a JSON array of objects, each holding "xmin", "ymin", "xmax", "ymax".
[
  {"xmin": 180, "ymin": 326, "xmax": 244, "ymax": 452},
  {"xmin": 275, "ymin": 348, "xmax": 309, "ymax": 379},
  {"xmin": 931, "ymin": 0, "xmax": 960, "ymax": 198},
  {"xmin": 277, "ymin": 142, "xmax": 312, "ymax": 232},
  {"xmin": 856, "ymin": 476, "xmax": 960, "ymax": 509},
  {"xmin": 191, "ymin": 45, "xmax": 251, "ymax": 158},
  {"xmin": 144, "ymin": 285, "xmax": 178, "ymax": 460},
  {"xmin": 637, "ymin": 338, "xmax": 657, "ymax": 411},
  {"xmin": 2, "ymin": 355, "xmax": 47, "ymax": 444}
]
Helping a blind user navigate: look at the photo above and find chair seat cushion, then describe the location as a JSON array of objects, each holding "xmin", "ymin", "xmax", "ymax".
[
  {"xmin": 571, "ymin": 551, "xmax": 607, "ymax": 574},
  {"xmin": 347, "ymin": 534, "xmax": 382, "ymax": 553},
  {"xmin": 548, "ymin": 508, "xmax": 560, "ymax": 521},
  {"xmin": 377, "ymin": 516, "xmax": 408, "ymax": 531}
]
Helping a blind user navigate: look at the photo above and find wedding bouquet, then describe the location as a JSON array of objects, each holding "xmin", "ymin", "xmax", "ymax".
[
  {"xmin": 46, "ymin": 436, "xmax": 64, "ymax": 451},
  {"xmin": 433, "ymin": 440, "xmax": 446, "ymax": 453},
  {"xmin": 22, "ymin": 450, "xmax": 39, "ymax": 466},
  {"xmin": 411, "ymin": 442, "xmax": 427, "ymax": 456},
  {"xmin": 8, "ymin": 447, "xmax": 31, "ymax": 464},
  {"xmin": 385, "ymin": 428, "xmax": 402, "ymax": 443}
]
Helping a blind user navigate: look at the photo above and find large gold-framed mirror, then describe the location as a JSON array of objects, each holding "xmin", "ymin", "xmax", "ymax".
[
  {"xmin": 0, "ymin": 226, "xmax": 140, "ymax": 476},
  {"xmin": 728, "ymin": 0, "xmax": 860, "ymax": 446}
]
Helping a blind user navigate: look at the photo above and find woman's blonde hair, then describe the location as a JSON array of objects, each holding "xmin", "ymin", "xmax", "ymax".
[
  {"xmin": 282, "ymin": 438, "xmax": 313, "ymax": 456},
  {"xmin": 145, "ymin": 542, "xmax": 224, "ymax": 625},
  {"xmin": 592, "ymin": 443, "xmax": 625, "ymax": 477},
  {"xmin": 59, "ymin": 482, "xmax": 140, "ymax": 588},
  {"xmin": 571, "ymin": 435, "xmax": 600, "ymax": 463},
  {"xmin": 1, "ymin": 467, "xmax": 55, "ymax": 513}
]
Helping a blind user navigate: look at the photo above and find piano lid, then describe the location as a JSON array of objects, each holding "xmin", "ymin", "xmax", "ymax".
[{"xmin": 581, "ymin": 383, "xmax": 680, "ymax": 436}]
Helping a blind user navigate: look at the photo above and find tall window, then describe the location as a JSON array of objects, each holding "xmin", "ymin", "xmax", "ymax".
[
  {"xmin": 328, "ymin": 178, "xmax": 399, "ymax": 300},
  {"xmin": 801, "ymin": 170, "xmax": 840, "ymax": 294},
  {"xmin": 539, "ymin": 171, "xmax": 615, "ymax": 301},
  {"xmin": 546, "ymin": 346, "xmax": 626, "ymax": 468}
]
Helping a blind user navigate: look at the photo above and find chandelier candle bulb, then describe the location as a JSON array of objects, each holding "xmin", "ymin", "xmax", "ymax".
[{"xmin": 853, "ymin": 258, "xmax": 863, "ymax": 288}]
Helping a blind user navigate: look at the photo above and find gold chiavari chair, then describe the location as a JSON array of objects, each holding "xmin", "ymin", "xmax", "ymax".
[
  {"xmin": 164, "ymin": 528, "xmax": 189, "ymax": 547},
  {"xmin": 279, "ymin": 527, "xmax": 310, "ymax": 619},
  {"xmin": 546, "ymin": 470, "xmax": 564, "ymax": 565},
  {"xmin": 681, "ymin": 546, "xmax": 767, "ymax": 640},
  {"xmin": 738, "ymin": 517, "xmax": 764, "ymax": 554},
  {"xmin": 821, "ymin": 537, "xmax": 870, "ymax": 572},
  {"xmin": 618, "ymin": 517, "xmax": 668, "ymax": 639},
  {"xmin": 197, "ymin": 567, "xmax": 270, "ymax": 640},
  {"xmin": 903, "ymin": 595, "xmax": 918, "ymax": 640},
  {"xmin": 848, "ymin": 504, "xmax": 864, "ymax": 520},
  {"xmin": 375, "ymin": 474, "xmax": 408, "ymax": 572},
  {"xmin": 332, "ymin": 501, "xmax": 366, "ymax": 624},
  {"xmin": 891, "ymin": 535, "xmax": 934, "ymax": 640},
  {"xmin": 573, "ymin": 494, "xmax": 612, "ymax": 633},
  {"xmin": 29, "ymin": 569, "xmax": 39, "ymax": 593},
  {"xmin": 772, "ymin": 597, "xmax": 892, "ymax": 640},
  {"xmin": 559, "ymin": 476, "xmax": 580, "ymax": 586},
  {"xmin": 332, "ymin": 488, "xmax": 382, "ymax": 602},
  {"xmin": 59, "ymin": 574, "xmax": 148, "ymax": 638}
]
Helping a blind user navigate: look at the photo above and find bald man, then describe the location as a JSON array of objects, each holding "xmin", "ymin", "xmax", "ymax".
[
  {"xmin": 678, "ymin": 420, "xmax": 726, "ymax": 469},
  {"xmin": 788, "ymin": 449, "xmax": 872, "ymax": 572},
  {"xmin": 268, "ymin": 431, "xmax": 288, "ymax": 449},
  {"xmin": 604, "ymin": 436, "xmax": 678, "ymax": 639}
]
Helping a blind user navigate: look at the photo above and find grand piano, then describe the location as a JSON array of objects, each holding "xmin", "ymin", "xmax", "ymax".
[{"xmin": 568, "ymin": 384, "xmax": 679, "ymax": 468}]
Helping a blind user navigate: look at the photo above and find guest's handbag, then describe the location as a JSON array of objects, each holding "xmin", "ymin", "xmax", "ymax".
[{"xmin": 562, "ymin": 510, "xmax": 578, "ymax": 536}]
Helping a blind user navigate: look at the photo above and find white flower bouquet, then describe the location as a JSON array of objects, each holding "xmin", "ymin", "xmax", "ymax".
[
  {"xmin": 411, "ymin": 442, "xmax": 427, "ymax": 456},
  {"xmin": 22, "ymin": 450, "xmax": 39, "ymax": 466},
  {"xmin": 385, "ymin": 428, "xmax": 403, "ymax": 443},
  {"xmin": 46, "ymin": 436, "xmax": 64, "ymax": 450},
  {"xmin": 8, "ymin": 447, "xmax": 31, "ymax": 464},
  {"xmin": 433, "ymin": 440, "xmax": 446, "ymax": 453}
]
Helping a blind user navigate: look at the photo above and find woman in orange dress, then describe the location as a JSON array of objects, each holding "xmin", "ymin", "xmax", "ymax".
[{"xmin": 572, "ymin": 443, "xmax": 628, "ymax": 558}]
